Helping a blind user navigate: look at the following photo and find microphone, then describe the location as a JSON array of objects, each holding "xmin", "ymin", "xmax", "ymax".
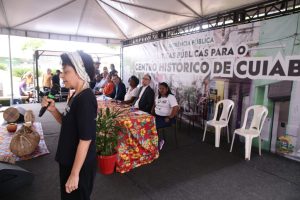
[{"xmin": 39, "ymin": 85, "xmax": 60, "ymax": 117}]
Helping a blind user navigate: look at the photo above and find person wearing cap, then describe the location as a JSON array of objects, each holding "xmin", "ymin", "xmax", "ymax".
[{"xmin": 41, "ymin": 51, "xmax": 97, "ymax": 200}]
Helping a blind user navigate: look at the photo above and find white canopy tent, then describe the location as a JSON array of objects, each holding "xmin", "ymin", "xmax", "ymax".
[
  {"xmin": 0, "ymin": 0, "xmax": 270, "ymax": 104},
  {"xmin": 0, "ymin": 0, "xmax": 267, "ymax": 43}
]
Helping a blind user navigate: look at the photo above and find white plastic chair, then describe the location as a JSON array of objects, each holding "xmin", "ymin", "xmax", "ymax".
[
  {"xmin": 202, "ymin": 99, "xmax": 234, "ymax": 148},
  {"xmin": 230, "ymin": 105, "xmax": 268, "ymax": 160}
]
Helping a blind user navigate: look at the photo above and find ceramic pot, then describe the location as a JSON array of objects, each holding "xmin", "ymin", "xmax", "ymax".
[{"xmin": 7, "ymin": 123, "xmax": 17, "ymax": 133}]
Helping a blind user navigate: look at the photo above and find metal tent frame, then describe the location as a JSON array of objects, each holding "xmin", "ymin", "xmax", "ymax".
[{"xmin": 122, "ymin": 0, "xmax": 300, "ymax": 46}]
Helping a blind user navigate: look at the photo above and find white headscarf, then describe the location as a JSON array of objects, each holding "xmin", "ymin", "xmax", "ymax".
[{"xmin": 67, "ymin": 51, "xmax": 90, "ymax": 89}]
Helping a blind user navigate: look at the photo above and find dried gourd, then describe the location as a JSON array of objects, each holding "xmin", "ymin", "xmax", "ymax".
[
  {"xmin": 10, "ymin": 124, "xmax": 40, "ymax": 157},
  {"xmin": 24, "ymin": 110, "xmax": 35, "ymax": 124}
]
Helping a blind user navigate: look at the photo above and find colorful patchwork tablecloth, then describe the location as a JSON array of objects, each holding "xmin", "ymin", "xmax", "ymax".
[
  {"xmin": 0, "ymin": 122, "xmax": 50, "ymax": 164},
  {"xmin": 98, "ymin": 101, "xmax": 159, "ymax": 173}
]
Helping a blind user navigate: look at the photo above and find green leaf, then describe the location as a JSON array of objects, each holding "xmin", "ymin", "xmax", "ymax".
[{"xmin": 96, "ymin": 107, "xmax": 125, "ymax": 156}]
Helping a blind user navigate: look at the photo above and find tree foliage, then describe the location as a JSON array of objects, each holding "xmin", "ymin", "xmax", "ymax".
[
  {"xmin": 0, "ymin": 63, "xmax": 7, "ymax": 71},
  {"xmin": 21, "ymin": 39, "xmax": 44, "ymax": 52},
  {"xmin": 12, "ymin": 67, "xmax": 32, "ymax": 78}
]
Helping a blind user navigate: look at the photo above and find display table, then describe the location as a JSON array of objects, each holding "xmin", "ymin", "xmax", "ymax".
[
  {"xmin": 0, "ymin": 122, "xmax": 50, "ymax": 164},
  {"xmin": 98, "ymin": 100, "xmax": 159, "ymax": 173}
]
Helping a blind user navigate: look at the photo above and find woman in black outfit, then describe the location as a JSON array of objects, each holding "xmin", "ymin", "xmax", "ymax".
[{"xmin": 41, "ymin": 51, "xmax": 97, "ymax": 200}]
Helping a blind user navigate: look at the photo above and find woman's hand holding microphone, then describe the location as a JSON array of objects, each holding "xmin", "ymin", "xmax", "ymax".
[{"xmin": 41, "ymin": 96, "xmax": 56, "ymax": 113}]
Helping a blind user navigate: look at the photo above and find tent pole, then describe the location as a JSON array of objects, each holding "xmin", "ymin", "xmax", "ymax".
[
  {"xmin": 32, "ymin": 53, "xmax": 36, "ymax": 93},
  {"xmin": 120, "ymin": 45, "xmax": 123, "ymax": 79},
  {"xmin": 8, "ymin": 31, "xmax": 14, "ymax": 105},
  {"xmin": 35, "ymin": 50, "xmax": 40, "ymax": 102}
]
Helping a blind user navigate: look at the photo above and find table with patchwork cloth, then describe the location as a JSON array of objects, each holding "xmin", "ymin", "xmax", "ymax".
[{"xmin": 97, "ymin": 97, "xmax": 159, "ymax": 173}]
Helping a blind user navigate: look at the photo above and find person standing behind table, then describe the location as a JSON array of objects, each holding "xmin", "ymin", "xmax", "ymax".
[
  {"xmin": 152, "ymin": 82, "xmax": 179, "ymax": 150},
  {"xmin": 123, "ymin": 75, "xmax": 139, "ymax": 105},
  {"xmin": 102, "ymin": 74, "xmax": 114, "ymax": 97},
  {"xmin": 94, "ymin": 61, "xmax": 100, "ymax": 76},
  {"xmin": 111, "ymin": 74, "xmax": 126, "ymax": 101},
  {"xmin": 109, "ymin": 64, "xmax": 118, "ymax": 76},
  {"xmin": 42, "ymin": 68, "xmax": 52, "ymax": 91},
  {"xmin": 90, "ymin": 61, "xmax": 101, "ymax": 89},
  {"xmin": 52, "ymin": 70, "xmax": 61, "ymax": 88},
  {"xmin": 41, "ymin": 51, "xmax": 97, "ymax": 200},
  {"xmin": 93, "ymin": 74, "xmax": 103, "ymax": 95},
  {"xmin": 133, "ymin": 74, "xmax": 155, "ymax": 114}
]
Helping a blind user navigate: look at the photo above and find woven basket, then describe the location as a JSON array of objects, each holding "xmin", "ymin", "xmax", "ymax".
[{"xmin": 10, "ymin": 124, "xmax": 40, "ymax": 157}]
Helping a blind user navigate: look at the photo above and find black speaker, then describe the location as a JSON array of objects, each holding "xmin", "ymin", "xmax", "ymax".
[{"xmin": 0, "ymin": 163, "xmax": 34, "ymax": 196}]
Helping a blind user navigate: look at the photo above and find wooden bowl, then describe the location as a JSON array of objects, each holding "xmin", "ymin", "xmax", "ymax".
[
  {"xmin": 7, "ymin": 123, "xmax": 17, "ymax": 133},
  {"xmin": 3, "ymin": 107, "xmax": 20, "ymax": 123}
]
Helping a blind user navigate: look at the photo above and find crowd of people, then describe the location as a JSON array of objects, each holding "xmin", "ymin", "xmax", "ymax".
[
  {"xmin": 19, "ymin": 58, "xmax": 179, "ymax": 151},
  {"xmin": 17, "ymin": 60, "xmax": 120, "ymax": 104},
  {"xmin": 90, "ymin": 62, "xmax": 180, "ymax": 151},
  {"xmin": 41, "ymin": 68, "xmax": 68, "ymax": 92},
  {"xmin": 19, "ymin": 67, "xmax": 69, "ymax": 103}
]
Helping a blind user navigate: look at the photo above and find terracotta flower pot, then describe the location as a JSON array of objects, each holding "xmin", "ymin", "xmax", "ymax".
[
  {"xmin": 7, "ymin": 123, "xmax": 17, "ymax": 133},
  {"xmin": 97, "ymin": 154, "xmax": 117, "ymax": 175}
]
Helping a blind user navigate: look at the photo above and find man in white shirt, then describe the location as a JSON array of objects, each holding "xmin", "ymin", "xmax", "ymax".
[
  {"xmin": 98, "ymin": 67, "xmax": 109, "ymax": 92},
  {"xmin": 93, "ymin": 74, "xmax": 103, "ymax": 94},
  {"xmin": 133, "ymin": 74, "xmax": 155, "ymax": 113}
]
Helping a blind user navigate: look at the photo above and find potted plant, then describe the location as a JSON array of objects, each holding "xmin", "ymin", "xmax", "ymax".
[{"xmin": 96, "ymin": 107, "xmax": 124, "ymax": 175}]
